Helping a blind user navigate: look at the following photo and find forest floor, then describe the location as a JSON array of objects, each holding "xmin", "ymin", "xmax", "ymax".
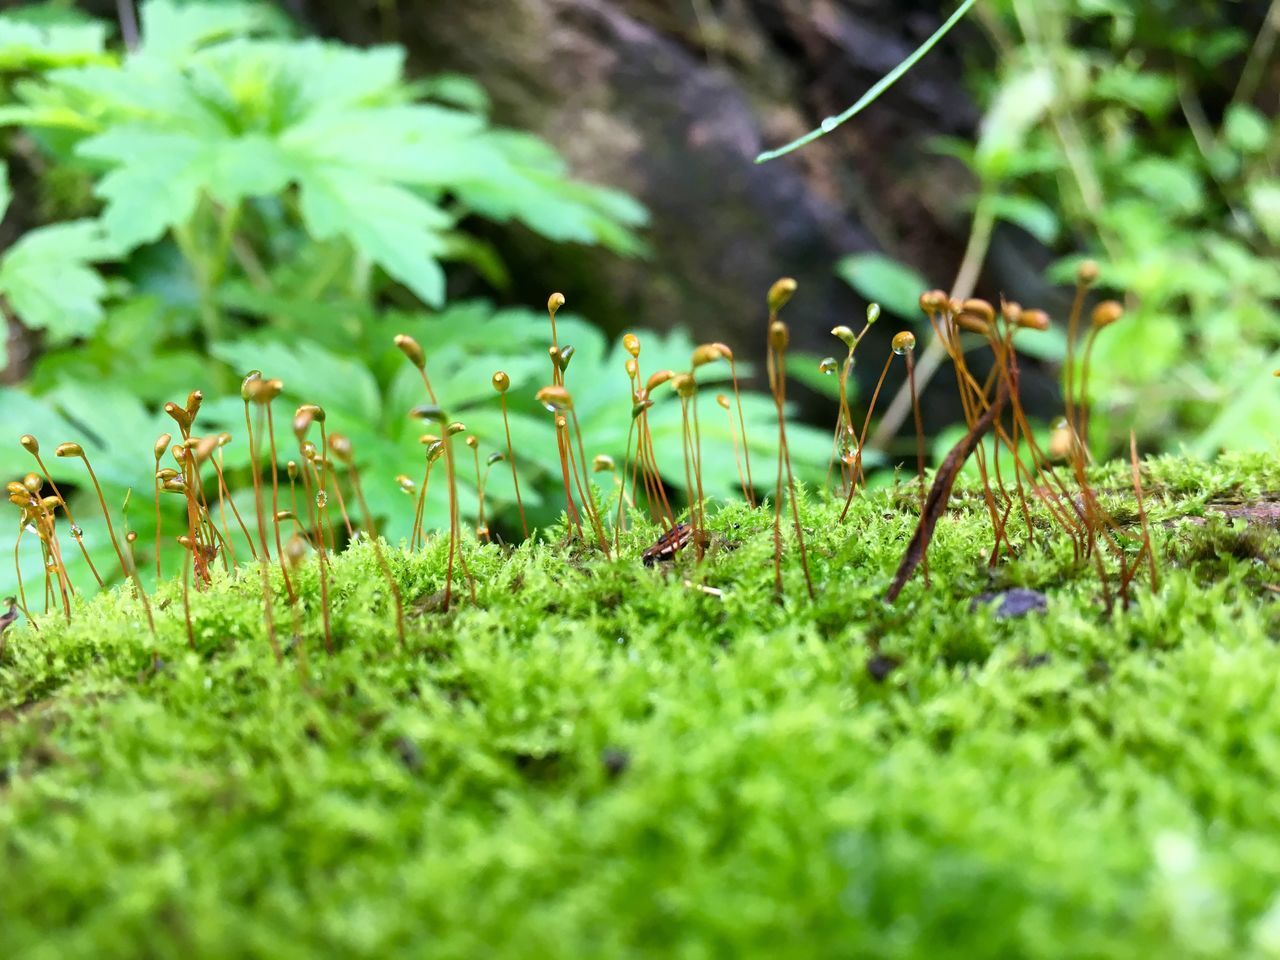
[{"xmin": 2, "ymin": 452, "xmax": 1279, "ymax": 959}]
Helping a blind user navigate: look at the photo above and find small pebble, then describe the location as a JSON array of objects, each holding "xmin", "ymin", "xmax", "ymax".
[
  {"xmin": 969, "ymin": 588, "xmax": 1048, "ymax": 619},
  {"xmin": 601, "ymin": 746, "xmax": 630, "ymax": 779},
  {"xmin": 866, "ymin": 653, "xmax": 901, "ymax": 683}
]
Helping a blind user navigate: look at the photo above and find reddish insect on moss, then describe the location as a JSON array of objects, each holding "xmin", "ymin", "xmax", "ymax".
[{"xmin": 642, "ymin": 522, "xmax": 692, "ymax": 566}]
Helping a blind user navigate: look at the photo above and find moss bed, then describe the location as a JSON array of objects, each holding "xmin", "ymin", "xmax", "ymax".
[{"xmin": 2, "ymin": 452, "xmax": 1279, "ymax": 959}]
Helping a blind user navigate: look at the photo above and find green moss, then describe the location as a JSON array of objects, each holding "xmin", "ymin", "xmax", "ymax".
[{"xmin": 1, "ymin": 452, "xmax": 1279, "ymax": 959}]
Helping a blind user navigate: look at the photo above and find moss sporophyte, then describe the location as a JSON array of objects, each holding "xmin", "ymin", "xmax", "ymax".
[
  {"xmin": 2, "ymin": 280, "xmax": 1277, "ymax": 957},
  {"xmin": 9, "ymin": 271, "xmax": 1268, "ymax": 646}
]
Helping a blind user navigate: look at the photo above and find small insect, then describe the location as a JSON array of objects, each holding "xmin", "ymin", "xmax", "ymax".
[{"xmin": 642, "ymin": 522, "xmax": 692, "ymax": 566}]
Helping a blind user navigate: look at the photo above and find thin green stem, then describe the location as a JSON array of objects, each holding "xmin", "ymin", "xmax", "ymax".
[{"xmin": 756, "ymin": 0, "xmax": 978, "ymax": 162}]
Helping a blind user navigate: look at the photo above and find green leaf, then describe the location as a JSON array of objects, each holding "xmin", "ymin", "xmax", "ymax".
[
  {"xmin": 1123, "ymin": 158, "xmax": 1203, "ymax": 218},
  {"xmin": 1246, "ymin": 179, "xmax": 1280, "ymax": 245},
  {"xmin": 78, "ymin": 129, "xmax": 207, "ymax": 248},
  {"xmin": 786, "ymin": 353, "xmax": 844, "ymax": 401},
  {"xmin": 280, "ymin": 105, "xmax": 487, "ymax": 185},
  {"xmin": 974, "ymin": 65, "xmax": 1056, "ymax": 181},
  {"xmin": 1223, "ymin": 104, "xmax": 1270, "ymax": 156},
  {"xmin": 417, "ymin": 74, "xmax": 491, "ymax": 114},
  {"xmin": 210, "ymin": 336, "xmax": 382, "ymax": 423},
  {"xmin": 0, "ymin": 387, "xmax": 80, "ymax": 481},
  {"xmin": 9, "ymin": 14, "xmax": 644, "ymax": 315},
  {"xmin": 988, "ymin": 195, "xmax": 1059, "ymax": 245},
  {"xmin": 1009, "ymin": 325, "xmax": 1066, "ymax": 363},
  {"xmin": 836, "ymin": 254, "xmax": 929, "ymax": 319},
  {"xmin": 42, "ymin": 381, "xmax": 172, "ymax": 488},
  {"xmin": 1093, "ymin": 65, "xmax": 1177, "ymax": 119},
  {"xmin": 296, "ymin": 168, "xmax": 449, "ymax": 306},
  {"xmin": 79, "ymin": 127, "xmax": 293, "ymax": 247},
  {"xmin": 0, "ymin": 219, "xmax": 121, "ymax": 341},
  {"xmin": 137, "ymin": 0, "xmax": 284, "ymax": 62},
  {"xmin": 0, "ymin": 13, "xmax": 109, "ymax": 70},
  {"xmin": 1192, "ymin": 353, "xmax": 1280, "ymax": 456}
]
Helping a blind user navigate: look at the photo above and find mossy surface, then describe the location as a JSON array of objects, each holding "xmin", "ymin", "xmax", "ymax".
[{"xmin": 2, "ymin": 452, "xmax": 1279, "ymax": 959}]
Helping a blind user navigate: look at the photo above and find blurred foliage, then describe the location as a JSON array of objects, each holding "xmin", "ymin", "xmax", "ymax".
[
  {"xmin": 0, "ymin": 0, "xmax": 826, "ymax": 596},
  {"xmin": 964, "ymin": 0, "xmax": 1280, "ymax": 455},
  {"xmin": 838, "ymin": 1, "xmax": 1278, "ymax": 459}
]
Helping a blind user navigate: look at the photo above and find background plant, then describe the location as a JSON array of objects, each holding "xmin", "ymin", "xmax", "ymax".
[
  {"xmin": 835, "ymin": 0, "xmax": 1279, "ymax": 465},
  {"xmin": 0, "ymin": 1, "xmax": 831, "ymax": 596}
]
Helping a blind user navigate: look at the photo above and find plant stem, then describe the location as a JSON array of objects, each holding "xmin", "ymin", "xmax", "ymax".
[{"xmin": 870, "ymin": 194, "xmax": 996, "ymax": 450}]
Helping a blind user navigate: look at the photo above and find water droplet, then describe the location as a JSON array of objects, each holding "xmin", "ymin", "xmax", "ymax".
[
  {"xmin": 820, "ymin": 116, "xmax": 838, "ymax": 133},
  {"xmin": 892, "ymin": 331, "xmax": 917, "ymax": 355},
  {"xmin": 70, "ymin": 524, "xmax": 84, "ymax": 539},
  {"xmin": 838, "ymin": 427, "xmax": 859, "ymax": 463},
  {"xmin": 818, "ymin": 357, "xmax": 838, "ymax": 375},
  {"xmin": 315, "ymin": 491, "xmax": 328, "ymax": 508}
]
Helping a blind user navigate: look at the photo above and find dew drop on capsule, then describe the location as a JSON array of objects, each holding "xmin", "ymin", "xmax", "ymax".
[
  {"xmin": 892, "ymin": 331, "xmax": 916, "ymax": 355},
  {"xmin": 819, "ymin": 357, "xmax": 838, "ymax": 375},
  {"xmin": 315, "ymin": 490, "xmax": 328, "ymax": 509},
  {"xmin": 820, "ymin": 116, "xmax": 838, "ymax": 132}
]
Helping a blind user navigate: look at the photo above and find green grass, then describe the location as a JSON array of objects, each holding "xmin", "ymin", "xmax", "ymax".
[{"xmin": 2, "ymin": 452, "xmax": 1279, "ymax": 959}]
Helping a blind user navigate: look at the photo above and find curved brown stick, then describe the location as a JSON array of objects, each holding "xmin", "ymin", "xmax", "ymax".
[{"xmin": 885, "ymin": 378, "xmax": 1009, "ymax": 603}]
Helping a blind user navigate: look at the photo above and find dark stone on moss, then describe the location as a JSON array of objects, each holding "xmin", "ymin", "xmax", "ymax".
[
  {"xmin": 866, "ymin": 652, "xmax": 900, "ymax": 682},
  {"xmin": 601, "ymin": 746, "xmax": 630, "ymax": 779},
  {"xmin": 393, "ymin": 735, "xmax": 424, "ymax": 774},
  {"xmin": 970, "ymin": 588, "xmax": 1048, "ymax": 619}
]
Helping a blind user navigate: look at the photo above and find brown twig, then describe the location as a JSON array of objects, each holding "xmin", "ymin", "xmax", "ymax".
[{"xmin": 886, "ymin": 378, "xmax": 1009, "ymax": 603}]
